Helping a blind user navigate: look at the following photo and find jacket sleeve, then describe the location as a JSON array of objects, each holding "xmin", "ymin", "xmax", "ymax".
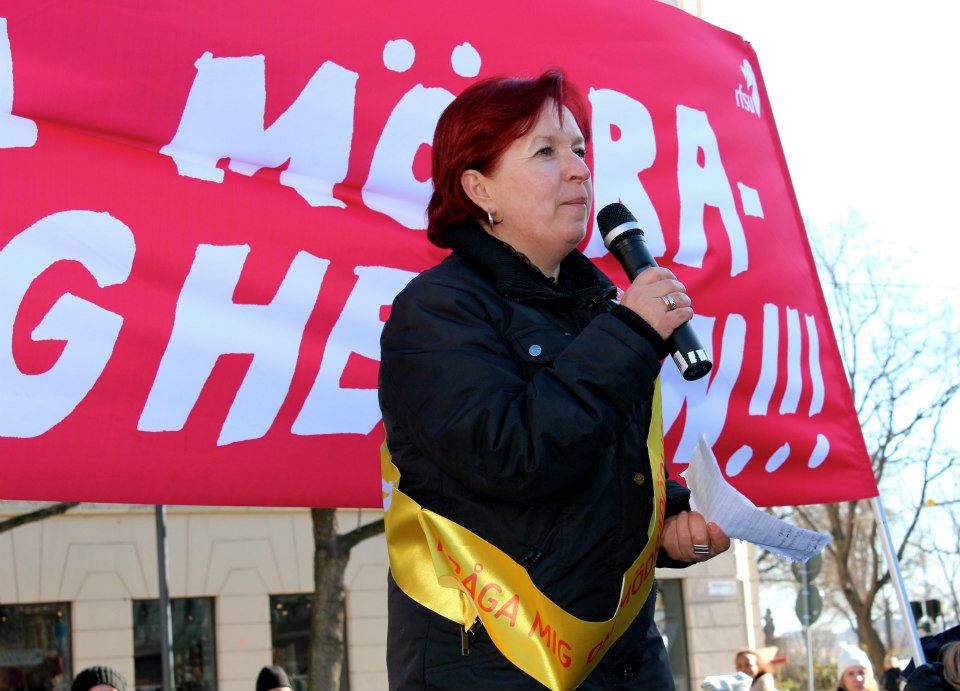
[
  {"xmin": 379, "ymin": 276, "xmax": 665, "ymax": 505},
  {"xmin": 655, "ymin": 477, "xmax": 695, "ymax": 568}
]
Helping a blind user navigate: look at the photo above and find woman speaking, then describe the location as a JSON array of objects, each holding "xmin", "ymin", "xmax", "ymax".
[{"xmin": 379, "ymin": 69, "xmax": 730, "ymax": 690}]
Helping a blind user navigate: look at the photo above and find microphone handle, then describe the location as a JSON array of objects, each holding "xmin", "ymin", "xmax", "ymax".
[{"xmin": 609, "ymin": 235, "xmax": 713, "ymax": 381}]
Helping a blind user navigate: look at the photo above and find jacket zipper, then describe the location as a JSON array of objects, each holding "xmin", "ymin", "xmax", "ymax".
[{"xmin": 460, "ymin": 617, "xmax": 482, "ymax": 656}]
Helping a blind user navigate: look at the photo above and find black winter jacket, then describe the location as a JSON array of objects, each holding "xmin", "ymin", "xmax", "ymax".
[
  {"xmin": 379, "ymin": 221, "xmax": 692, "ymax": 689},
  {"xmin": 904, "ymin": 663, "xmax": 946, "ymax": 690}
]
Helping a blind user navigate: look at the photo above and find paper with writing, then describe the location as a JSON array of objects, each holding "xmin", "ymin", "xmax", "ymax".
[{"xmin": 681, "ymin": 436, "xmax": 831, "ymax": 563}]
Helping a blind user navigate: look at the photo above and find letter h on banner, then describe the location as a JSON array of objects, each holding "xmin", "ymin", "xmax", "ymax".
[{"xmin": 138, "ymin": 244, "xmax": 329, "ymax": 445}]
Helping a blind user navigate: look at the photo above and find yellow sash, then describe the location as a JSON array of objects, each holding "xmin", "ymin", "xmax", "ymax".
[{"xmin": 382, "ymin": 380, "xmax": 666, "ymax": 691}]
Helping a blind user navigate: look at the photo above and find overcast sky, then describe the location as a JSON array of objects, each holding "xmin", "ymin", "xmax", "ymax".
[
  {"xmin": 700, "ymin": 0, "xmax": 959, "ymax": 295},
  {"xmin": 697, "ymin": 0, "xmax": 959, "ymax": 636}
]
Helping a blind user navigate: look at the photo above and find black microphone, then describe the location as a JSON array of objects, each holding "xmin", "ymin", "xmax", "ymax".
[{"xmin": 596, "ymin": 202, "xmax": 712, "ymax": 381}]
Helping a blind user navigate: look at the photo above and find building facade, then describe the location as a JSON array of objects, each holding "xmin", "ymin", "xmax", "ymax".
[{"xmin": 1, "ymin": 503, "xmax": 763, "ymax": 691}]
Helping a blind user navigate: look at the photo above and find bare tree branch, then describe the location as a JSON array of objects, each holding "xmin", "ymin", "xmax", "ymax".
[
  {"xmin": 0, "ymin": 502, "xmax": 79, "ymax": 535},
  {"xmin": 760, "ymin": 219, "xmax": 960, "ymax": 673},
  {"xmin": 338, "ymin": 517, "xmax": 385, "ymax": 552}
]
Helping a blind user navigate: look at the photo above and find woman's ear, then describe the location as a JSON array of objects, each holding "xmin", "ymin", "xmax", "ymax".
[{"xmin": 461, "ymin": 169, "xmax": 493, "ymax": 209}]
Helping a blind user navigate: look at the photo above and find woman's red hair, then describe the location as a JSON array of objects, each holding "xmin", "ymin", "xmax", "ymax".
[{"xmin": 426, "ymin": 69, "xmax": 591, "ymax": 247}]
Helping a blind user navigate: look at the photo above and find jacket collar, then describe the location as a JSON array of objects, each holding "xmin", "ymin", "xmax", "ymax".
[{"xmin": 444, "ymin": 220, "xmax": 616, "ymax": 303}]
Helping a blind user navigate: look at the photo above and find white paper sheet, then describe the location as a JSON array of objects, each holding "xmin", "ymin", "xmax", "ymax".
[{"xmin": 680, "ymin": 436, "xmax": 831, "ymax": 563}]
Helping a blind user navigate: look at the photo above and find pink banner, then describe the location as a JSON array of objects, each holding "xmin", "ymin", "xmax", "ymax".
[{"xmin": 0, "ymin": 1, "xmax": 876, "ymax": 507}]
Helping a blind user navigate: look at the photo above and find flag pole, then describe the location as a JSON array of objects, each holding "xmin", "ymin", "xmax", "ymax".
[
  {"xmin": 155, "ymin": 505, "xmax": 175, "ymax": 691},
  {"xmin": 871, "ymin": 496, "xmax": 924, "ymax": 667},
  {"xmin": 801, "ymin": 566, "xmax": 814, "ymax": 691}
]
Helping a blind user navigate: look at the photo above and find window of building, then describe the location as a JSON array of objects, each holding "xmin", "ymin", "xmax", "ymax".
[
  {"xmin": 656, "ymin": 580, "xmax": 690, "ymax": 691},
  {"xmin": 132, "ymin": 598, "xmax": 216, "ymax": 691},
  {"xmin": 269, "ymin": 595, "xmax": 348, "ymax": 691},
  {"xmin": 269, "ymin": 595, "xmax": 310, "ymax": 691},
  {"xmin": 0, "ymin": 602, "xmax": 71, "ymax": 691}
]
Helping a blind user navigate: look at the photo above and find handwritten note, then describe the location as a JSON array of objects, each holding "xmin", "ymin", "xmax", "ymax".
[{"xmin": 681, "ymin": 436, "xmax": 831, "ymax": 563}]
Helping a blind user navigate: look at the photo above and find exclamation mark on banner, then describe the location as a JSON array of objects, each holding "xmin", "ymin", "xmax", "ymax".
[
  {"xmin": 729, "ymin": 303, "xmax": 829, "ymax": 475},
  {"xmin": 749, "ymin": 304, "xmax": 824, "ymax": 416}
]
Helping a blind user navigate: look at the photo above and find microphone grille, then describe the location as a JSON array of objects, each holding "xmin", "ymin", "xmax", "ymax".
[{"xmin": 596, "ymin": 203, "xmax": 638, "ymax": 238}]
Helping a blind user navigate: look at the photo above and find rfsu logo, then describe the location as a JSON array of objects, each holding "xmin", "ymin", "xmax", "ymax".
[{"xmin": 735, "ymin": 58, "xmax": 761, "ymax": 117}]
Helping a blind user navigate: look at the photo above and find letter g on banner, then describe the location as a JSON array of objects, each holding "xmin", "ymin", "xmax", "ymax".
[{"xmin": 0, "ymin": 210, "xmax": 135, "ymax": 437}]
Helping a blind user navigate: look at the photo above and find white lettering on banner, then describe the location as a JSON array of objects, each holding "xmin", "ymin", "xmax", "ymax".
[
  {"xmin": 159, "ymin": 52, "xmax": 358, "ymax": 207},
  {"xmin": 0, "ymin": 211, "xmax": 134, "ymax": 437},
  {"xmin": 749, "ymin": 303, "xmax": 825, "ymax": 417},
  {"xmin": 808, "ymin": 434, "xmax": 829, "ymax": 468},
  {"xmin": 662, "ymin": 313, "xmax": 745, "ymax": 464},
  {"xmin": 805, "ymin": 314, "xmax": 824, "ymax": 415},
  {"xmin": 138, "ymin": 245, "xmax": 330, "ymax": 445},
  {"xmin": 780, "ymin": 307, "xmax": 802, "ymax": 414},
  {"xmin": 765, "ymin": 443, "xmax": 789, "ymax": 472},
  {"xmin": 0, "ymin": 17, "xmax": 37, "ymax": 148},
  {"xmin": 737, "ymin": 182, "xmax": 763, "ymax": 218},
  {"xmin": 749, "ymin": 303, "xmax": 778, "ymax": 415},
  {"xmin": 674, "ymin": 105, "xmax": 748, "ymax": 276},
  {"xmin": 731, "ymin": 304, "xmax": 829, "ymax": 474},
  {"xmin": 728, "ymin": 433, "xmax": 831, "ymax": 475},
  {"xmin": 293, "ymin": 265, "xmax": 416, "ymax": 435},
  {"xmin": 158, "ymin": 50, "xmax": 758, "ymax": 276},
  {"xmin": 383, "ymin": 39, "xmax": 416, "ymax": 73},
  {"xmin": 735, "ymin": 84, "xmax": 758, "ymax": 116},
  {"xmin": 725, "ymin": 446, "xmax": 752, "ymax": 476},
  {"xmin": 735, "ymin": 59, "xmax": 762, "ymax": 118},
  {"xmin": 361, "ymin": 85, "xmax": 455, "ymax": 229},
  {"xmin": 450, "ymin": 42, "xmax": 481, "ymax": 78},
  {"xmin": 586, "ymin": 88, "xmax": 663, "ymax": 259}
]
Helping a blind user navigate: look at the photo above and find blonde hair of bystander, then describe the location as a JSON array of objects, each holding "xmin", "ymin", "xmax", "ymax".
[{"xmin": 942, "ymin": 642, "xmax": 960, "ymax": 690}]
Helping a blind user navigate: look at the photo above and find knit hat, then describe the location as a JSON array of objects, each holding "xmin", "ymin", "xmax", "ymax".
[
  {"xmin": 256, "ymin": 666, "xmax": 292, "ymax": 691},
  {"xmin": 71, "ymin": 667, "xmax": 127, "ymax": 691},
  {"xmin": 837, "ymin": 643, "xmax": 873, "ymax": 682}
]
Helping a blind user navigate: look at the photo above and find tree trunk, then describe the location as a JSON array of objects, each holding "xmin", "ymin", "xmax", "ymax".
[
  {"xmin": 856, "ymin": 609, "xmax": 886, "ymax": 677},
  {"xmin": 825, "ymin": 499, "xmax": 888, "ymax": 674},
  {"xmin": 307, "ymin": 508, "xmax": 385, "ymax": 691}
]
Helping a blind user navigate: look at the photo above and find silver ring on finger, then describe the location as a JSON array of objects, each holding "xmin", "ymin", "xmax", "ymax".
[
  {"xmin": 660, "ymin": 294, "xmax": 678, "ymax": 311},
  {"xmin": 692, "ymin": 543, "xmax": 711, "ymax": 556}
]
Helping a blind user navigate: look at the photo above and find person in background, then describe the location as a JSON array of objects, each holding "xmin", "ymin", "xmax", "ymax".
[
  {"xmin": 881, "ymin": 655, "xmax": 903, "ymax": 691},
  {"xmin": 837, "ymin": 643, "xmax": 879, "ymax": 691},
  {"xmin": 942, "ymin": 642, "xmax": 960, "ymax": 690},
  {"xmin": 256, "ymin": 665, "xmax": 293, "ymax": 691},
  {"xmin": 735, "ymin": 648, "xmax": 777, "ymax": 691},
  {"xmin": 905, "ymin": 641, "xmax": 960, "ymax": 691},
  {"xmin": 71, "ymin": 666, "xmax": 127, "ymax": 691}
]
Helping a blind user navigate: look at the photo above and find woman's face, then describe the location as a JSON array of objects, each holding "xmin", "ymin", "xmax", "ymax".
[
  {"xmin": 841, "ymin": 665, "xmax": 867, "ymax": 691},
  {"xmin": 477, "ymin": 101, "xmax": 592, "ymax": 273},
  {"xmin": 736, "ymin": 653, "xmax": 759, "ymax": 676}
]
